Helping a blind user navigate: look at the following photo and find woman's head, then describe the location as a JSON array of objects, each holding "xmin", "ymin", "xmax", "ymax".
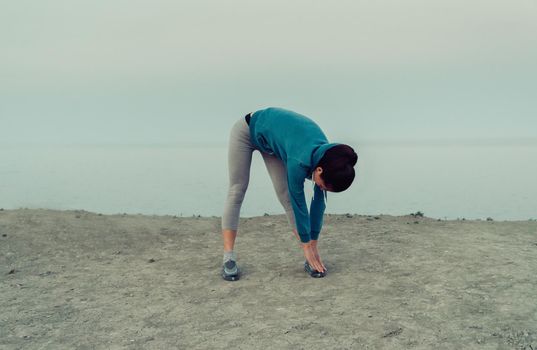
[{"xmin": 315, "ymin": 144, "xmax": 357, "ymax": 192}]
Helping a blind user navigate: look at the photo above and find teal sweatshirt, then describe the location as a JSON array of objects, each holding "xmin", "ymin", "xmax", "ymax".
[{"xmin": 249, "ymin": 107, "xmax": 340, "ymax": 243}]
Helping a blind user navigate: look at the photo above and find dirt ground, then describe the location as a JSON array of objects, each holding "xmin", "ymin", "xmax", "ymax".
[{"xmin": 1, "ymin": 208, "xmax": 536, "ymax": 349}]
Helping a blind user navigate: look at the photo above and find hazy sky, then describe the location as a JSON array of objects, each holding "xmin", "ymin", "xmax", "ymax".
[{"xmin": 1, "ymin": 0, "xmax": 536, "ymax": 145}]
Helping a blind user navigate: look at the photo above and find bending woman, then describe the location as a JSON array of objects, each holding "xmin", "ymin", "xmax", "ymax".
[{"xmin": 221, "ymin": 107, "xmax": 357, "ymax": 281}]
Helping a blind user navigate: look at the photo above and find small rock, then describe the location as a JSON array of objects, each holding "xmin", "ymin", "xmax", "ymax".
[
  {"xmin": 264, "ymin": 213, "xmax": 270, "ymax": 216},
  {"xmin": 148, "ymin": 258, "xmax": 156, "ymax": 263},
  {"xmin": 486, "ymin": 217, "xmax": 494, "ymax": 221},
  {"xmin": 75, "ymin": 215, "xmax": 81, "ymax": 219},
  {"xmin": 2, "ymin": 234, "xmax": 6, "ymax": 237},
  {"xmin": 8, "ymin": 269, "xmax": 16, "ymax": 275},
  {"xmin": 383, "ymin": 327, "xmax": 403, "ymax": 338},
  {"xmin": 0, "ymin": 208, "xmax": 4, "ymax": 211},
  {"xmin": 414, "ymin": 221, "xmax": 419, "ymax": 224},
  {"xmin": 374, "ymin": 216, "xmax": 380, "ymax": 220},
  {"xmin": 345, "ymin": 213, "xmax": 353, "ymax": 218}
]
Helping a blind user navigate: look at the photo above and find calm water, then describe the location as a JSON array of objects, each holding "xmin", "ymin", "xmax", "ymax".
[{"xmin": 1, "ymin": 142, "xmax": 536, "ymax": 220}]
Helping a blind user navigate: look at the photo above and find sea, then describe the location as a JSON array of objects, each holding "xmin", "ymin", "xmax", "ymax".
[{"xmin": 1, "ymin": 140, "xmax": 536, "ymax": 221}]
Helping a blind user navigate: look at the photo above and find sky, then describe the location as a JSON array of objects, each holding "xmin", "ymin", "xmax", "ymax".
[{"xmin": 1, "ymin": 0, "xmax": 536, "ymax": 146}]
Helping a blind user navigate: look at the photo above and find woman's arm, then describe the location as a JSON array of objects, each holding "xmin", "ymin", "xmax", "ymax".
[
  {"xmin": 286, "ymin": 161, "xmax": 312, "ymax": 243},
  {"xmin": 287, "ymin": 160, "xmax": 326, "ymax": 273}
]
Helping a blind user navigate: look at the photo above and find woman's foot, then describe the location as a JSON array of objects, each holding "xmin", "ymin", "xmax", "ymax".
[
  {"xmin": 222, "ymin": 260, "xmax": 240, "ymax": 281},
  {"xmin": 304, "ymin": 261, "xmax": 326, "ymax": 278}
]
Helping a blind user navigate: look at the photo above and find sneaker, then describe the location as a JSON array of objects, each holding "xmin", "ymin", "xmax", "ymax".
[
  {"xmin": 304, "ymin": 261, "xmax": 326, "ymax": 278},
  {"xmin": 222, "ymin": 260, "xmax": 240, "ymax": 281}
]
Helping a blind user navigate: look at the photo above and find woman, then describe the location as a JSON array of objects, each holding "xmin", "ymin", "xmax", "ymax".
[{"xmin": 221, "ymin": 107, "xmax": 357, "ymax": 281}]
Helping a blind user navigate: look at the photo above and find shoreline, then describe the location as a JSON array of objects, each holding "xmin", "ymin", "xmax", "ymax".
[{"xmin": 0, "ymin": 207, "xmax": 535, "ymax": 223}]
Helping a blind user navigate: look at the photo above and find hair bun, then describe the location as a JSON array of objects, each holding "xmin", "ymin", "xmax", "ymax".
[
  {"xmin": 344, "ymin": 147, "xmax": 357, "ymax": 166},
  {"xmin": 349, "ymin": 151, "xmax": 358, "ymax": 166}
]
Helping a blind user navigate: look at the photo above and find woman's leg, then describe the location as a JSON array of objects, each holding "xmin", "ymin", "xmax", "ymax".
[
  {"xmin": 221, "ymin": 117, "xmax": 256, "ymax": 253},
  {"xmin": 260, "ymin": 152, "xmax": 300, "ymax": 243}
]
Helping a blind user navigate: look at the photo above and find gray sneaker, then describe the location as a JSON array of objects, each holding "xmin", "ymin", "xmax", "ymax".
[{"xmin": 222, "ymin": 260, "xmax": 240, "ymax": 281}]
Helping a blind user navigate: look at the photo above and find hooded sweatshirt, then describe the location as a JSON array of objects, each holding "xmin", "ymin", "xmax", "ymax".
[{"xmin": 248, "ymin": 107, "xmax": 340, "ymax": 243}]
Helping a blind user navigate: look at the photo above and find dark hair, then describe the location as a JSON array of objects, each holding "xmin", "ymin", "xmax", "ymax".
[{"xmin": 317, "ymin": 144, "xmax": 358, "ymax": 192}]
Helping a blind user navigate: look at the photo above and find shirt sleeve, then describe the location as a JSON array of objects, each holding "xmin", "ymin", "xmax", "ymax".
[
  {"xmin": 309, "ymin": 184, "xmax": 326, "ymax": 240},
  {"xmin": 286, "ymin": 160, "xmax": 311, "ymax": 243}
]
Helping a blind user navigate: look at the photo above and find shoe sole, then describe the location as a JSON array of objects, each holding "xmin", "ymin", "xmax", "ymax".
[{"xmin": 222, "ymin": 268, "xmax": 240, "ymax": 281}]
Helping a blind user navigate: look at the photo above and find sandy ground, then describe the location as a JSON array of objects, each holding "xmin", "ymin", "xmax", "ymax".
[{"xmin": 1, "ymin": 208, "xmax": 536, "ymax": 350}]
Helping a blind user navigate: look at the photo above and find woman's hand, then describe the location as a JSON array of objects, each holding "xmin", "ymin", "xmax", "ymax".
[
  {"xmin": 302, "ymin": 241, "xmax": 326, "ymax": 273},
  {"xmin": 309, "ymin": 240, "xmax": 326, "ymax": 272}
]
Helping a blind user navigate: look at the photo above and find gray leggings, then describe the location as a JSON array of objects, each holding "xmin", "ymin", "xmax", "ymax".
[{"xmin": 221, "ymin": 116, "xmax": 296, "ymax": 231}]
